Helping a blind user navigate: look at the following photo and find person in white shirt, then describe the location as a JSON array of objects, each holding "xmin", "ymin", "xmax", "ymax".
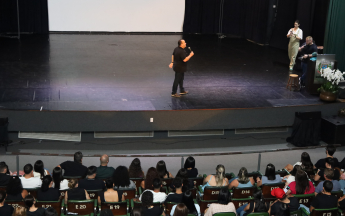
[
  {"xmin": 287, "ymin": 20, "xmax": 303, "ymax": 70},
  {"xmin": 139, "ymin": 178, "xmax": 167, "ymax": 203},
  {"xmin": 19, "ymin": 164, "xmax": 42, "ymax": 188}
]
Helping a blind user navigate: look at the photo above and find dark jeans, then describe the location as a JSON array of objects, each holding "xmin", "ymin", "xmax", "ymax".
[
  {"xmin": 301, "ymin": 61, "xmax": 308, "ymax": 84},
  {"xmin": 172, "ymin": 72, "xmax": 185, "ymax": 94}
]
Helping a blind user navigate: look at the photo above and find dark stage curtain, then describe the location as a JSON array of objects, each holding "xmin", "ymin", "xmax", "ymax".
[
  {"xmin": 183, "ymin": 0, "xmax": 270, "ymax": 44},
  {"xmin": 0, "ymin": 0, "xmax": 49, "ymax": 34}
]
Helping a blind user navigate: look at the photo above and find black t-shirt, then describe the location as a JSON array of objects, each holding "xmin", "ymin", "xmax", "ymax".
[
  {"xmin": 317, "ymin": 168, "xmax": 340, "ymax": 180},
  {"xmin": 27, "ymin": 207, "xmax": 46, "ymax": 216},
  {"xmin": 315, "ymin": 157, "xmax": 339, "ymax": 169},
  {"xmin": 271, "ymin": 197, "xmax": 299, "ymax": 214},
  {"xmin": 60, "ymin": 161, "xmax": 88, "ymax": 177},
  {"xmin": 311, "ymin": 194, "xmax": 338, "ymax": 209},
  {"xmin": 68, "ymin": 188, "xmax": 86, "ymax": 200},
  {"xmin": 0, "ymin": 173, "xmax": 11, "ymax": 186},
  {"xmin": 0, "ymin": 203, "xmax": 14, "ymax": 216},
  {"xmin": 37, "ymin": 188, "xmax": 60, "ymax": 201},
  {"xmin": 165, "ymin": 193, "xmax": 183, "ymax": 203},
  {"xmin": 300, "ymin": 43, "xmax": 318, "ymax": 63},
  {"xmin": 78, "ymin": 178, "xmax": 105, "ymax": 191},
  {"xmin": 142, "ymin": 206, "xmax": 164, "ymax": 216},
  {"xmin": 172, "ymin": 47, "xmax": 188, "ymax": 73},
  {"xmin": 187, "ymin": 168, "xmax": 198, "ymax": 178}
]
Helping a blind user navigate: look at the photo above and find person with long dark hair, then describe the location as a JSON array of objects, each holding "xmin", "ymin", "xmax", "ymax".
[
  {"xmin": 284, "ymin": 152, "xmax": 313, "ymax": 173},
  {"xmin": 33, "ymin": 160, "xmax": 49, "ymax": 178},
  {"xmin": 228, "ymin": 167, "xmax": 255, "ymax": 189},
  {"xmin": 141, "ymin": 191, "xmax": 165, "ymax": 216},
  {"xmin": 52, "ymin": 167, "xmax": 69, "ymax": 190},
  {"xmin": 129, "ymin": 158, "xmax": 145, "ymax": 178},
  {"xmin": 0, "ymin": 163, "xmax": 11, "ymax": 186},
  {"xmin": 113, "ymin": 166, "xmax": 136, "ymax": 189},
  {"xmin": 170, "ymin": 190, "xmax": 200, "ymax": 216},
  {"xmin": 25, "ymin": 195, "xmax": 45, "ymax": 216},
  {"xmin": 173, "ymin": 203, "xmax": 188, "ymax": 216},
  {"xmin": 236, "ymin": 188, "xmax": 269, "ymax": 216},
  {"xmin": 141, "ymin": 167, "xmax": 160, "ymax": 190},
  {"xmin": 37, "ymin": 175, "xmax": 60, "ymax": 201},
  {"xmin": 257, "ymin": 163, "xmax": 281, "ymax": 187},
  {"xmin": 184, "ymin": 157, "xmax": 198, "ymax": 178},
  {"xmin": 0, "ymin": 190, "xmax": 14, "ymax": 216},
  {"xmin": 98, "ymin": 179, "xmax": 124, "ymax": 205},
  {"xmin": 156, "ymin": 160, "xmax": 174, "ymax": 179},
  {"xmin": 270, "ymin": 188, "xmax": 299, "ymax": 216},
  {"xmin": 172, "ymin": 168, "xmax": 193, "ymax": 192},
  {"xmin": 6, "ymin": 176, "xmax": 28, "ymax": 200},
  {"xmin": 287, "ymin": 170, "xmax": 314, "ymax": 195},
  {"xmin": 204, "ymin": 188, "xmax": 236, "ymax": 216},
  {"xmin": 287, "ymin": 20, "xmax": 302, "ymax": 71}
]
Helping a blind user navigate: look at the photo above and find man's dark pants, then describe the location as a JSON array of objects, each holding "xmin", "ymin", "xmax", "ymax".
[
  {"xmin": 301, "ymin": 61, "xmax": 308, "ymax": 85},
  {"xmin": 172, "ymin": 72, "xmax": 185, "ymax": 94}
]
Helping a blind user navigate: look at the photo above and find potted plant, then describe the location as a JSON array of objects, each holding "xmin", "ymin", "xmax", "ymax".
[{"xmin": 318, "ymin": 68, "xmax": 345, "ymax": 102}]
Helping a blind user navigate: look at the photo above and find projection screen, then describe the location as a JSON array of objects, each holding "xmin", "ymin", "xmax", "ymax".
[{"xmin": 48, "ymin": 0, "xmax": 185, "ymax": 32}]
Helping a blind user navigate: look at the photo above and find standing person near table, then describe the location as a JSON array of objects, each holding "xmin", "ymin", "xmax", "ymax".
[
  {"xmin": 169, "ymin": 39, "xmax": 194, "ymax": 98},
  {"xmin": 287, "ymin": 20, "xmax": 303, "ymax": 71},
  {"xmin": 299, "ymin": 36, "xmax": 317, "ymax": 88}
]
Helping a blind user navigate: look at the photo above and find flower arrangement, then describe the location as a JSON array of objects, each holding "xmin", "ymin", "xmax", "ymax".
[{"xmin": 318, "ymin": 68, "xmax": 345, "ymax": 94}]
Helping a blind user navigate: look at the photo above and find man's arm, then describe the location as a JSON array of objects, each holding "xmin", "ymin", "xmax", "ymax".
[
  {"xmin": 183, "ymin": 52, "xmax": 194, "ymax": 62},
  {"xmin": 169, "ymin": 55, "xmax": 174, "ymax": 68}
]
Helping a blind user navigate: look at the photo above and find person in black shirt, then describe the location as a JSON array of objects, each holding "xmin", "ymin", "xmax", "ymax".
[
  {"xmin": 25, "ymin": 195, "xmax": 46, "ymax": 216},
  {"xmin": 0, "ymin": 163, "xmax": 11, "ymax": 186},
  {"xmin": 314, "ymin": 158, "xmax": 340, "ymax": 181},
  {"xmin": 45, "ymin": 207, "xmax": 58, "ymax": 216},
  {"xmin": 37, "ymin": 175, "xmax": 60, "ymax": 201},
  {"xmin": 141, "ymin": 191, "xmax": 164, "ymax": 216},
  {"xmin": 310, "ymin": 180, "xmax": 338, "ymax": 212},
  {"xmin": 65, "ymin": 179, "xmax": 90, "ymax": 204},
  {"xmin": 58, "ymin": 151, "xmax": 88, "ymax": 177},
  {"xmin": 169, "ymin": 39, "xmax": 194, "ymax": 98},
  {"xmin": 0, "ymin": 190, "xmax": 14, "ymax": 216},
  {"xmin": 165, "ymin": 177, "xmax": 183, "ymax": 204},
  {"xmin": 314, "ymin": 144, "xmax": 339, "ymax": 169},
  {"xmin": 184, "ymin": 156, "xmax": 198, "ymax": 178},
  {"xmin": 270, "ymin": 188, "xmax": 299, "ymax": 215},
  {"xmin": 298, "ymin": 36, "xmax": 318, "ymax": 87},
  {"xmin": 79, "ymin": 166, "xmax": 105, "ymax": 191}
]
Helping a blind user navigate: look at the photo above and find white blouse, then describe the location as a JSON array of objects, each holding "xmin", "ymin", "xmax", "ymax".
[{"xmin": 287, "ymin": 28, "xmax": 303, "ymax": 40}]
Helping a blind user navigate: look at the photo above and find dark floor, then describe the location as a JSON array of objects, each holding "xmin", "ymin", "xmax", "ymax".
[{"xmin": 0, "ymin": 34, "xmax": 321, "ymax": 111}]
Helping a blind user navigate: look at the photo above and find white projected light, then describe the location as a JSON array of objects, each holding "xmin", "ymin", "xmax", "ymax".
[{"xmin": 48, "ymin": 0, "xmax": 185, "ymax": 32}]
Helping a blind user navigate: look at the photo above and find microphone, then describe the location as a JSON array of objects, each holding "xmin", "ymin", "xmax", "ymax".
[{"xmin": 188, "ymin": 47, "xmax": 192, "ymax": 52}]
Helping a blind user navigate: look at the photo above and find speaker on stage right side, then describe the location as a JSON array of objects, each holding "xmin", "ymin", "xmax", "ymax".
[{"xmin": 321, "ymin": 116, "xmax": 345, "ymax": 145}]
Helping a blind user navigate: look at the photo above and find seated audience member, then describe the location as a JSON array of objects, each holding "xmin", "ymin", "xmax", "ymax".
[
  {"xmin": 283, "ymin": 165, "xmax": 302, "ymax": 186},
  {"xmin": 204, "ymin": 188, "xmax": 236, "ymax": 216},
  {"xmin": 257, "ymin": 163, "xmax": 282, "ymax": 187},
  {"xmin": 37, "ymin": 176, "xmax": 60, "ymax": 201},
  {"xmin": 310, "ymin": 180, "xmax": 338, "ymax": 212},
  {"xmin": 52, "ymin": 167, "xmax": 69, "ymax": 190},
  {"xmin": 12, "ymin": 206, "xmax": 26, "ymax": 216},
  {"xmin": 6, "ymin": 176, "xmax": 28, "ymax": 200},
  {"xmin": 314, "ymin": 144, "xmax": 339, "ymax": 169},
  {"xmin": 141, "ymin": 167, "xmax": 160, "ymax": 190},
  {"xmin": 0, "ymin": 163, "xmax": 11, "ymax": 186},
  {"xmin": 271, "ymin": 188, "xmax": 299, "ymax": 214},
  {"xmin": 284, "ymin": 152, "xmax": 313, "ymax": 173},
  {"xmin": 156, "ymin": 160, "xmax": 174, "ymax": 179},
  {"xmin": 228, "ymin": 167, "xmax": 255, "ymax": 189},
  {"xmin": 25, "ymin": 195, "xmax": 45, "ymax": 216},
  {"xmin": 131, "ymin": 207, "xmax": 142, "ymax": 216},
  {"xmin": 98, "ymin": 179, "xmax": 124, "ymax": 205},
  {"xmin": 287, "ymin": 170, "xmax": 315, "ymax": 195},
  {"xmin": 0, "ymin": 162, "xmax": 11, "ymax": 175},
  {"xmin": 203, "ymin": 164, "xmax": 228, "ymax": 188},
  {"xmin": 19, "ymin": 164, "xmax": 42, "ymax": 188},
  {"xmin": 113, "ymin": 166, "xmax": 136, "ymax": 189},
  {"xmin": 165, "ymin": 178, "xmax": 184, "ymax": 203},
  {"xmin": 236, "ymin": 189, "xmax": 268, "ymax": 216},
  {"xmin": 129, "ymin": 158, "xmax": 145, "ymax": 178},
  {"xmin": 0, "ymin": 190, "xmax": 14, "ymax": 216},
  {"xmin": 79, "ymin": 166, "xmax": 105, "ymax": 190},
  {"xmin": 64, "ymin": 179, "xmax": 90, "ymax": 203},
  {"xmin": 139, "ymin": 178, "xmax": 167, "ymax": 203},
  {"xmin": 45, "ymin": 207, "xmax": 58, "ymax": 216},
  {"xmin": 314, "ymin": 158, "xmax": 340, "ymax": 181},
  {"xmin": 96, "ymin": 154, "xmax": 115, "ymax": 179},
  {"xmin": 33, "ymin": 160, "xmax": 49, "ymax": 178},
  {"xmin": 170, "ymin": 190, "xmax": 200, "ymax": 216},
  {"xmin": 58, "ymin": 151, "xmax": 88, "ymax": 177},
  {"xmin": 172, "ymin": 204, "xmax": 188, "ymax": 216},
  {"xmin": 315, "ymin": 168, "xmax": 341, "ymax": 195},
  {"xmin": 184, "ymin": 156, "xmax": 198, "ymax": 178},
  {"xmin": 100, "ymin": 209, "xmax": 114, "ymax": 216},
  {"xmin": 172, "ymin": 168, "xmax": 194, "ymax": 192},
  {"xmin": 141, "ymin": 191, "xmax": 165, "ymax": 216}
]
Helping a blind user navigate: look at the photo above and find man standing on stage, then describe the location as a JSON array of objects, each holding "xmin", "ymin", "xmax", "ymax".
[
  {"xmin": 169, "ymin": 39, "xmax": 194, "ymax": 98},
  {"xmin": 299, "ymin": 36, "xmax": 317, "ymax": 88}
]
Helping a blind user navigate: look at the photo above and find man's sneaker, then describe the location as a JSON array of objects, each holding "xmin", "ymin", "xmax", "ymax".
[
  {"xmin": 299, "ymin": 77, "xmax": 301, "ymax": 87},
  {"xmin": 180, "ymin": 91, "xmax": 189, "ymax": 95},
  {"xmin": 171, "ymin": 93, "xmax": 181, "ymax": 98}
]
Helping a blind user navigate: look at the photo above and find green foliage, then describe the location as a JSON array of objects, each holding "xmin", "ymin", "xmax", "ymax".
[{"xmin": 317, "ymin": 81, "xmax": 340, "ymax": 94}]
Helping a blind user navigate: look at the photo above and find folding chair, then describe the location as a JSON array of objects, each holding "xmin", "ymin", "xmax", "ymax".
[
  {"xmin": 86, "ymin": 190, "xmax": 102, "ymax": 200},
  {"xmin": 247, "ymin": 213, "xmax": 269, "ymax": 216},
  {"xmin": 290, "ymin": 209, "xmax": 302, "ymax": 216},
  {"xmin": 5, "ymin": 200, "xmax": 25, "ymax": 208},
  {"xmin": 261, "ymin": 183, "xmax": 285, "ymax": 199},
  {"xmin": 36, "ymin": 200, "xmax": 63, "ymax": 215},
  {"xmin": 117, "ymin": 188, "xmax": 136, "ymax": 200},
  {"xmin": 65, "ymin": 199, "xmax": 97, "ymax": 215},
  {"xmin": 99, "ymin": 201, "xmax": 128, "ymax": 216},
  {"xmin": 198, "ymin": 199, "xmax": 218, "ymax": 213},
  {"xmin": 213, "ymin": 212, "xmax": 236, "ymax": 216},
  {"xmin": 231, "ymin": 186, "xmax": 257, "ymax": 198},
  {"xmin": 188, "ymin": 177, "xmax": 204, "ymax": 187},
  {"xmin": 165, "ymin": 202, "xmax": 178, "ymax": 216},
  {"xmin": 130, "ymin": 178, "xmax": 144, "ymax": 191},
  {"xmin": 201, "ymin": 186, "xmax": 227, "ymax": 200},
  {"xmin": 232, "ymin": 197, "xmax": 254, "ymax": 209},
  {"xmin": 301, "ymin": 207, "xmax": 338, "ymax": 216},
  {"xmin": 23, "ymin": 188, "xmax": 39, "ymax": 198},
  {"xmin": 293, "ymin": 193, "xmax": 315, "ymax": 208}
]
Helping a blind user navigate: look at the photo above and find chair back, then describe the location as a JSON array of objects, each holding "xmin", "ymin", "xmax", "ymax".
[
  {"xmin": 247, "ymin": 213, "xmax": 269, "ymax": 216},
  {"xmin": 331, "ymin": 190, "xmax": 343, "ymax": 199},
  {"xmin": 232, "ymin": 197, "xmax": 254, "ymax": 209},
  {"xmin": 203, "ymin": 186, "xmax": 227, "ymax": 200},
  {"xmin": 132, "ymin": 200, "xmax": 160, "ymax": 209},
  {"xmin": 188, "ymin": 177, "xmax": 203, "ymax": 187},
  {"xmin": 232, "ymin": 186, "xmax": 256, "ymax": 198},
  {"xmin": 86, "ymin": 190, "xmax": 101, "ymax": 200},
  {"xmin": 117, "ymin": 188, "xmax": 136, "ymax": 200},
  {"xmin": 293, "ymin": 193, "xmax": 315, "ymax": 208},
  {"xmin": 189, "ymin": 187, "xmax": 197, "ymax": 199},
  {"xmin": 310, "ymin": 207, "xmax": 338, "ymax": 216},
  {"xmin": 64, "ymin": 176, "xmax": 83, "ymax": 181},
  {"xmin": 6, "ymin": 200, "xmax": 25, "ymax": 208},
  {"xmin": 290, "ymin": 209, "xmax": 302, "ymax": 216},
  {"xmin": 198, "ymin": 200, "xmax": 218, "ymax": 213},
  {"xmin": 66, "ymin": 199, "xmax": 95, "ymax": 215},
  {"xmin": 165, "ymin": 202, "xmax": 178, "ymax": 216},
  {"xmin": 100, "ymin": 201, "xmax": 127, "ymax": 215},
  {"xmin": 161, "ymin": 178, "xmax": 173, "ymax": 187},
  {"xmin": 36, "ymin": 200, "xmax": 63, "ymax": 215},
  {"xmin": 130, "ymin": 178, "xmax": 144, "ymax": 190},
  {"xmin": 213, "ymin": 212, "xmax": 236, "ymax": 216},
  {"xmin": 59, "ymin": 189, "xmax": 69, "ymax": 199},
  {"xmin": 261, "ymin": 183, "xmax": 285, "ymax": 199},
  {"xmin": 24, "ymin": 188, "xmax": 39, "ymax": 198}
]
